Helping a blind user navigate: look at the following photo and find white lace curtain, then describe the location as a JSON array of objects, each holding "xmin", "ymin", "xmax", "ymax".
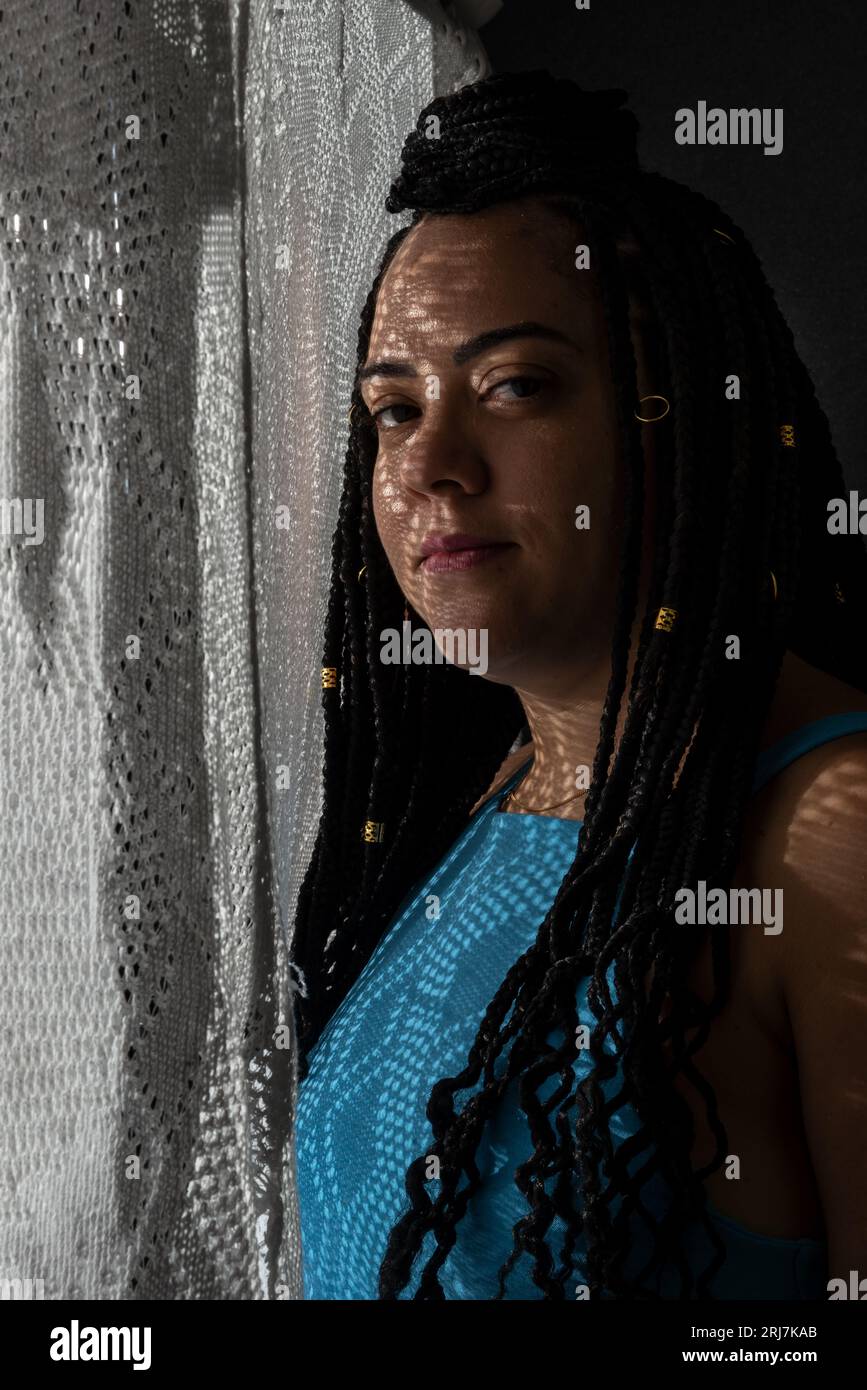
[{"xmin": 0, "ymin": 0, "xmax": 493, "ymax": 1300}]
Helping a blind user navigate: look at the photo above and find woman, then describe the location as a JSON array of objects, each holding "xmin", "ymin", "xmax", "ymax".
[{"xmin": 291, "ymin": 70, "xmax": 867, "ymax": 1299}]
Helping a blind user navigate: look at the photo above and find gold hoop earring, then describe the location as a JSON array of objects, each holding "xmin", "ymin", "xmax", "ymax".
[{"xmin": 635, "ymin": 394, "xmax": 670, "ymax": 423}]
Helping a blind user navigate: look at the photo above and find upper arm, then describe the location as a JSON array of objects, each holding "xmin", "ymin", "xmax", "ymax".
[{"xmin": 766, "ymin": 738, "xmax": 867, "ymax": 1277}]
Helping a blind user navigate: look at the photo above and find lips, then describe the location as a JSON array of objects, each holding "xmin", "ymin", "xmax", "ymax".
[
  {"xmin": 419, "ymin": 532, "xmax": 512, "ymax": 563},
  {"xmin": 418, "ymin": 533, "xmax": 516, "ymax": 573}
]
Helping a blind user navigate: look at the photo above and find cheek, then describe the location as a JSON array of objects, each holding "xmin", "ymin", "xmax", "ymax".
[
  {"xmin": 509, "ymin": 410, "xmax": 620, "ymax": 548},
  {"xmin": 562, "ymin": 386, "xmax": 622, "ymax": 528},
  {"xmin": 371, "ymin": 458, "xmax": 411, "ymax": 577}
]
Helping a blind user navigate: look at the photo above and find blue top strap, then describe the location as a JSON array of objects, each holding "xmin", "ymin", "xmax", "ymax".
[
  {"xmin": 750, "ymin": 712, "xmax": 867, "ymax": 795},
  {"xmin": 500, "ymin": 712, "xmax": 867, "ymax": 809}
]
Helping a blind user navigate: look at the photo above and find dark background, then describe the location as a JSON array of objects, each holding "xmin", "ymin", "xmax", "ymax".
[{"xmin": 481, "ymin": 0, "xmax": 866, "ymax": 490}]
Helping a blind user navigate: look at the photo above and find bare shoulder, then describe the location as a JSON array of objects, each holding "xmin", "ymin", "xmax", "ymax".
[
  {"xmin": 735, "ymin": 660, "xmax": 867, "ymax": 1065},
  {"xmin": 696, "ymin": 655, "xmax": 867, "ymax": 1046},
  {"xmin": 738, "ymin": 694, "xmax": 867, "ymax": 1273},
  {"xmin": 744, "ymin": 651, "xmax": 867, "ymax": 916},
  {"xmin": 743, "ymin": 727, "xmax": 867, "ymax": 970},
  {"xmin": 468, "ymin": 739, "xmax": 535, "ymax": 817},
  {"xmin": 742, "ymin": 646, "xmax": 867, "ymax": 962}
]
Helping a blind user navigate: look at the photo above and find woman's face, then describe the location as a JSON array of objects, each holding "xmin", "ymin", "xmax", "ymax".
[{"xmin": 361, "ymin": 198, "xmax": 655, "ymax": 695}]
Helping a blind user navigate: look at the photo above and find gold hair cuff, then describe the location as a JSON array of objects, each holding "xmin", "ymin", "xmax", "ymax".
[
  {"xmin": 654, "ymin": 606, "xmax": 678, "ymax": 632},
  {"xmin": 769, "ymin": 571, "xmax": 778, "ymax": 602},
  {"xmin": 357, "ymin": 564, "xmax": 367, "ymax": 581},
  {"xmin": 834, "ymin": 581, "xmax": 846, "ymax": 604},
  {"xmin": 321, "ymin": 666, "xmax": 338, "ymax": 689},
  {"xmin": 362, "ymin": 820, "xmax": 385, "ymax": 844},
  {"xmin": 712, "ymin": 227, "xmax": 735, "ymax": 244},
  {"xmin": 779, "ymin": 424, "xmax": 796, "ymax": 448}
]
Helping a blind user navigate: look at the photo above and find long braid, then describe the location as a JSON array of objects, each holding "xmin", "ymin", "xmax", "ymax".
[{"xmin": 292, "ymin": 70, "xmax": 867, "ymax": 1295}]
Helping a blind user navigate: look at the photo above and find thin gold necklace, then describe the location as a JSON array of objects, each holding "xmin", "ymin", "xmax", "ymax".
[{"xmin": 500, "ymin": 768, "xmax": 588, "ymax": 815}]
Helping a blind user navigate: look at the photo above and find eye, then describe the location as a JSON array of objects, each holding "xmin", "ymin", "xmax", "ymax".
[
  {"xmin": 484, "ymin": 375, "xmax": 545, "ymax": 402},
  {"xmin": 371, "ymin": 402, "xmax": 420, "ymax": 429}
]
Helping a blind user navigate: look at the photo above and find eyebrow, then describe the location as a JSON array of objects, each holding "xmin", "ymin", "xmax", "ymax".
[{"xmin": 358, "ymin": 320, "xmax": 577, "ymax": 381}]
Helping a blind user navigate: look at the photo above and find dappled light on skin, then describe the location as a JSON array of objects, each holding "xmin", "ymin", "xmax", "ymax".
[
  {"xmin": 774, "ymin": 748, "xmax": 867, "ymax": 1078},
  {"xmin": 374, "ymin": 478, "xmax": 410, "ymax": 518},
  {"xmin": 294, "ymin": 71, "xmax": 867, "ymax": 1301},
  {"xmin": 665, "ymin": 725, "xmax": 867, "ymax": 1246},
  {"xmin": 363, "ymin": 199, "xmax": 653, "ymax": 794}
]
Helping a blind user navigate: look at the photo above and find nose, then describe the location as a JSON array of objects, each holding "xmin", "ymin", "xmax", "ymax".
[{"xmin": 396, "ymin": 398, "xmax": 488, "ymax": 498}]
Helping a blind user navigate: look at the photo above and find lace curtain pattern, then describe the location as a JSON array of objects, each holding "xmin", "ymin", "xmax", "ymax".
[{"xmin": 0, "ymin": 0, "xmax": 491, "ymax": 1300}]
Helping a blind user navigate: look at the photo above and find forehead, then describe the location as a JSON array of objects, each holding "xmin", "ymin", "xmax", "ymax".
[{"xmin": 366, "ymin": 200, "xmax": 597, "ymax": 363}]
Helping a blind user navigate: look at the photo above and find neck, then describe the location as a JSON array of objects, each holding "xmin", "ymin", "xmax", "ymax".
[
  {"xmin": 510, "ymin": 647, "xmax": 853, "ymax": 818},
  {"xmin": 509, "ymin": 633, "xmax": 639, "ymax": 816}
]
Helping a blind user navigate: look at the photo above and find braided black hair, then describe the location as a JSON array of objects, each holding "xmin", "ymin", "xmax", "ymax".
[{"xmin": 292, "ymin": 70, "xmax": 867, "ymax": 1299}]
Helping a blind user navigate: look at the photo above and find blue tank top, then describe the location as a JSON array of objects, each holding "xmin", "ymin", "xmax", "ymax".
[{"xmin": 295, "ymin": 713, "xmax": 867, "ymax": 1299}]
